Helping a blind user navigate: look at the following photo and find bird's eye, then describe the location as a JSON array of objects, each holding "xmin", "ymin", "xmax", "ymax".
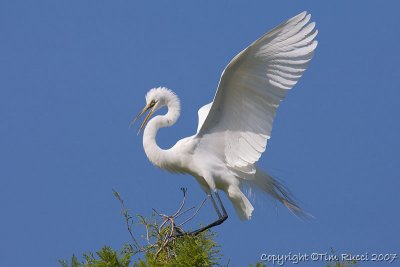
[{"xmin": 150, "ymin": 100, "xmax": 156, "ymax": 107}]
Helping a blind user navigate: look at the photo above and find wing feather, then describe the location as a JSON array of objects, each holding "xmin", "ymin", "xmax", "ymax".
[
  {"xmin": 195, "ymin": 12, "xmax": 318, "ymax": 174},
  {"xmin": 196, "ymin": 102, "xmax": 212, "ymax": 133}
]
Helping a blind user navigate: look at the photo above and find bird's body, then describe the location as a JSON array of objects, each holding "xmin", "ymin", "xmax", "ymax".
[{"xmin": 134, "ymin": 12, "xmax": 318, "ymax": 224}]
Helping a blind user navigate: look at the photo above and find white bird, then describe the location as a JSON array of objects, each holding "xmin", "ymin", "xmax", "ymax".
[{"xmin": 133, "ymin": 12, "xmax": 318, "ymax": 234}]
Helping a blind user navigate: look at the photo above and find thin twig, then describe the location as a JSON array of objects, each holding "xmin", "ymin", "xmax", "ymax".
[
  {"xmin": 172, "ymin": 187, "xmax": 187, "ymax": 217},
  {"xmin": 174, "ymin": 206, "xmax": 196, "ymax": 219},
  {"xmin": 113, "ymin": 189, "xmax": 141, "ymax": 251},
  {"xmin": 178, "ymin": 197, "xmax": 207, "ymax": 227},
  {"xmin": 152, "ymin": 208, "xmax": 162, "ymax": 217},
  {"xmin": 144, "ymin": 222, "xmax": 151, "ymax": 245}
]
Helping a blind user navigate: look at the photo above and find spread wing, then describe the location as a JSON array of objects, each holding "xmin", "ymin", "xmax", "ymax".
[
  {"xmin": 195, "ymin": 11, "xmax": 318, "ymax": 174},
  {"xmin": 196, "ymin": 102, "xmax": 212, "ymax": 133}
]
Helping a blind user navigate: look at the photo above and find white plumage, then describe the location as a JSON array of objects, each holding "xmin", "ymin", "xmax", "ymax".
[{"xmin": 133, "ymin": 12, "xmax": 317, "ymax": 224}]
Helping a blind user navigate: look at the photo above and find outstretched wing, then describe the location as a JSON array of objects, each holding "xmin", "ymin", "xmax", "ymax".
[
  {"xmin": 196, "ymin": 102, "xmax": 212, "ymax": 133},
  {"xmin": 195, "ymin": 12, "xmax": 318, "ymax": 174}
]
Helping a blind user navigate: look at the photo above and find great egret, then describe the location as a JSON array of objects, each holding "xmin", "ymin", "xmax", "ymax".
[{"xmin": 133, "ymin": 12, "xmax": 317, "ymax": 234}]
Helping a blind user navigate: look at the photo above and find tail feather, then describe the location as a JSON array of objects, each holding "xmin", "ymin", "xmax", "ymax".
[{"xmin": 250, "ymin": 168, "xmax": 311, "ymax": 218}]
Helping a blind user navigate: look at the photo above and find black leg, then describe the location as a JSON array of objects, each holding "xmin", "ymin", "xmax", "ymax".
[
  {"xmin": 209, "ymin": 194, "xmax": 222, "ymax": 218},
  {"xmin": 215, "ymin": 191, "xmax": 227, "ymax": 217},
  {"xmin": 181, "ymin": 191, "xmax": 228, "ymax": 236},
  {"xmin": 188, "ymin": 213, "xmax": 228, "ymax": 236}
]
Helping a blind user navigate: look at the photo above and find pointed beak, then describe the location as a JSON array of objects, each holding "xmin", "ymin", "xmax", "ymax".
[{"xmin": 130, "ymin": 104, "xmax": 155, "ymax": 135}]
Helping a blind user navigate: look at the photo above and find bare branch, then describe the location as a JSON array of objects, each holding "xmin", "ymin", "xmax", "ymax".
[
  {"xmin": 113, "ymin": 189, "xmax": 142, "ymax": 251},
  {"xmin": 178, "ymin": 197, "xmax": 207, "ymax": 227},
  {"xmin": 172, "ymin": 187, "xmax": 187, "ymax": 217},
  {"xmin": 114, "ymin": 187, "xmax": 213, "ymax": 261}
]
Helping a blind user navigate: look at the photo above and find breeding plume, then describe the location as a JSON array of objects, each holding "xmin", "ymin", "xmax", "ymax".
[{"xmin": 133, "ymin": 12, "xmax": 317, "ymax": 234}]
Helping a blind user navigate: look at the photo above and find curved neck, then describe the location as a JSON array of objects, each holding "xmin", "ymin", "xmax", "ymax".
[{"xmin": 143, "ymin": 101, "xmax": 180, "ymax": 170}]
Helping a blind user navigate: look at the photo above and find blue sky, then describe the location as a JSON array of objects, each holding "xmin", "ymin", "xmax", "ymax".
[{"xmin": 1, "ymin": 1, "xmax": 399, "ymax": 266}]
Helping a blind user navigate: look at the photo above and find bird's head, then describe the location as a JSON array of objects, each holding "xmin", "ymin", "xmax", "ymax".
[{"xmin": 131, "ymin": 87, "xmax": 180, "ymax": 134}]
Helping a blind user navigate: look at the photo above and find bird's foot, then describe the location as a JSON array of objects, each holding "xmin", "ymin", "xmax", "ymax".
[{"xmin": 176, "ymin": 214, "xmax": 228, "ymax": 237}]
